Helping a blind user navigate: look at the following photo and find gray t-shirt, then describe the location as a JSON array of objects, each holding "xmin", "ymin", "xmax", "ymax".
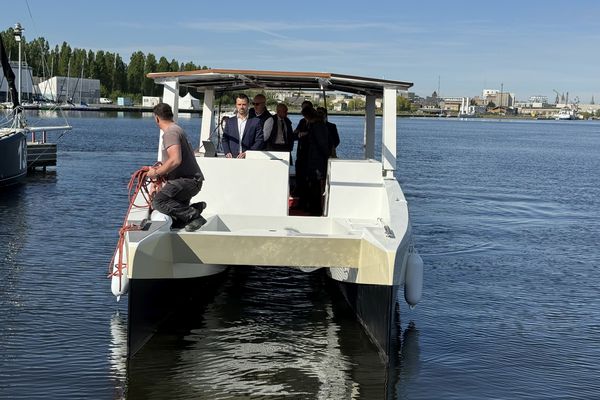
[{"xmin": 161, "ymin": 124, "xmax": 203, "ymax": 181}]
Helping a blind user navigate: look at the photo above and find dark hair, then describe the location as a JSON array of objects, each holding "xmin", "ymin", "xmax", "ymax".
[
  {"xmin": 316, "ymin": 106, "xmax": 328, "ymax": 116},
  {"xmin": 301, "ymin": 100, "xmax": 313, "ymax": 109},
  {"xmin": 302, "ymin": 106, "xmax": 322, "ymax": 123},
  {"xmin": 153, "ymin": 103, "xmax": 174, "ymax": 120},
  {"xmin": 236, "ymin": 93, "xmax": 250, "ymax": 103}
]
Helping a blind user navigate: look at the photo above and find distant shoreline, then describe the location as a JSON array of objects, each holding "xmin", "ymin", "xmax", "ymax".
[{"xmin": 8, "ymin": 104, "xmax": 596, "ymax": 120}]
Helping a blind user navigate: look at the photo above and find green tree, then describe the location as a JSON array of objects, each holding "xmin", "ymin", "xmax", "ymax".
[
  {"xmin": 396, "ymin": 96, "xmax": 412, "ymax": 112},
  {"xmin": 49, "ymin": 45, "xmax": 59, "ymax": 78},
  {"xmin": 127, "ymin": 51, "xmax": 145, "ymax": 94},
  {"xmin": 25, "ymin": 37, "xmax": 50, "ymax": 77},
  {"xmin": 182, "ymin": 61, "xmax": 197, "ymax": 71},
  {"xmin": 348, "ymin": 98, "xmax": 365, "ymax": 111},
  {"xmin": 57, "ymin": 42, "xmax": 72, "ymax": 77},
  {"xmin": 157, "ymin": 56, "xmax": 170, "ymax": 72},
  {"xmin": 102, "ymin": 52, "xmax": 116, "ymax": 93},
  {"xmin": 113, "ymin": 54, "xmax": 127, "ymax": 94},
  {"xmin": 92, "ymin": 50, "xmax": 108, "ymax": 92},
  {"xmin": 86, "ymin": 50, "xmax": 95, "ymax": 78},
  {"xmin": 142, "ymin": 53, "xmax": 157, "ymax": 95}
]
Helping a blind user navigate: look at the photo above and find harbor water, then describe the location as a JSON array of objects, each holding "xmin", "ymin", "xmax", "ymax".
[{"xmin": 1, "ymin": 112, "xmax": 599, "ymax": 399}]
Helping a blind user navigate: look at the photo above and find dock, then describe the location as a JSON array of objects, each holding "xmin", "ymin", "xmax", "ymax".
[{"xmin": 27, "ymin": 141, "xmax": 57, "ymax": 171}]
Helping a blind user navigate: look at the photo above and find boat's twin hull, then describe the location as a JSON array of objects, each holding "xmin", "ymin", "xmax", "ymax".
[
  {"xmin": 119, "ymin": 156, "xmax": 419, "ymax": 360},
  {"xmin": 127, "ymin": 273, "xmax": 228, "ymax": 356},
  {"xmin": 127, "ymin": 269, "xmax": 401, "ymax": 363}
]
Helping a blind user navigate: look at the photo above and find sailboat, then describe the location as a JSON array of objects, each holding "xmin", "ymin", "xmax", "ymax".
[{"xmin": 0, "ymin": 25, "xmax": 71, "ymax": 187}]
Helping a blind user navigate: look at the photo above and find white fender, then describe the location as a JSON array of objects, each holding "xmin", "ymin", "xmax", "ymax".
[
  {"xmin": 111, "ymin": 243, "xmax": 129, "ymax": 301},
  {"xmin": 404, "ymin": 248, "xmax": 423, "ymax": 307}
]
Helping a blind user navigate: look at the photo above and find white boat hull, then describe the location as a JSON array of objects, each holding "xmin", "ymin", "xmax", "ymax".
[{"xmin": 118, "ymin": 155, "xmax": 421, "ymax": 358}]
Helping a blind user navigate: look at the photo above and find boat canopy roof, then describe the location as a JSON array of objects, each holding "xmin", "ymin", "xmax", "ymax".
[{"xmin": 147, "ymin": 69, "xmax": 413, "ymax": 96}]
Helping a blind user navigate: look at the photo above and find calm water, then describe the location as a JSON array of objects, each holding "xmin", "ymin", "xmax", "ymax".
[{"xmin": 1, "ymin": 112, "xmax": 599, "ymax": 399}]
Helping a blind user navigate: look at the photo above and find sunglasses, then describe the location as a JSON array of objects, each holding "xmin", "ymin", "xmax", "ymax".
[{"xmin": 252, "ymin": 102, "xmax": 264, "ymax": 105}]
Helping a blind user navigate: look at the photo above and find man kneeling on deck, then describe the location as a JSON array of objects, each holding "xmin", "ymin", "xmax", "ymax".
[{"xmin": 147, "ymin": 103, "xmax": 207, "ymax": 231}]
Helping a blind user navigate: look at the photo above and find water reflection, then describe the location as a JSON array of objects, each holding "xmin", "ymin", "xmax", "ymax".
[
  {"xmin": 117, "ymin": 268, "xmax": 422, "ymax": 399},
  {"xmin": 388, "ymin": 321, "xmax": 421, "ymax": 400},
  {"xmin": 0, "ymin": 186, "xmax": 28, "ymax": 309},
  {"xmin": 109, "ymin": 312, "xmax": 128, "ymax": 399}
]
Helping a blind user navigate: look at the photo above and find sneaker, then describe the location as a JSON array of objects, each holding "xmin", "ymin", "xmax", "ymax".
[
  {"xmin": 171, "ymin": 218, "xmax": 186, "ymax": 229},
  {"xmin": 191, "ymin": 201, "xmax": 207, "ymax": 214},
  {"xmin": 185, "ymin": 216, "xmax": 207, "ymax": 232}
]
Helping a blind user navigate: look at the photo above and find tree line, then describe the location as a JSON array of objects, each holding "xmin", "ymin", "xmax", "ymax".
[{"xmin": 1, "ymin": 28, "xmax": 207, "ymax": 101}]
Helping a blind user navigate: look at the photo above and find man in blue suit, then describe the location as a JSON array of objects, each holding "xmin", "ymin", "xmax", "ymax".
[{"xmin": 222, "ymin": 93, "xmax": 264, "ymax": 158}]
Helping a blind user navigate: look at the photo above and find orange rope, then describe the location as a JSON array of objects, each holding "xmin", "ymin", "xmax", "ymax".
[{"xmin": 108, "ymin": 164, "xmax": 165, "ymax": 291}]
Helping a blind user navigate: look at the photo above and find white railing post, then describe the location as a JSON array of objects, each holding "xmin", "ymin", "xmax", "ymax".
[
  {"xmin": 364, "ymin": 95, "xmax": 376, "ymax": 159},
  {"xmin": 157, "ymin": 78, "xmax": 179, "ymax": 161},
  {"xmin": 200, "ymin": 88, "xmax": 215, "ymax": 152},
  {"xmin": 382, "ymin": 87, "xmax": 397, "ymax": 178}
]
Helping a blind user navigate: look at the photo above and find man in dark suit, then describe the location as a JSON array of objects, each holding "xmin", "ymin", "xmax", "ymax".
[
  {"xmin": 263, "ymin": 103, "xmax": 294, "ymax": 152},
  {"xmin": 222, "ymin": 93, "xmax": 264, "ymax": 158},
  {"xmin": 317, "ymin": 107, "xmax": 340, "ymax": 157}
]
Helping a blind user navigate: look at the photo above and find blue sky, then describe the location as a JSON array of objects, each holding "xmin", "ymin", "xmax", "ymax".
[{"xmin": 4, "ymin": 0, "xmax": 600, "ymax": 102}]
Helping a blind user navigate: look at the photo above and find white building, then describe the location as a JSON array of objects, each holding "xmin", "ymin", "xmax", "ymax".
[
  {"xmin": 142, "ymin": 96, "xmax": 161, "ymax": 107},
  {"xmin": 0, "ymin": 61, "xmax": 35, "ymax": 102},
  {"xmin": 482, "ymin": 89, "xmax": 499, "ymax": 97},
  {"xmin": 528, "ymin": 95, "xmax": 548, "ymax": 104},
  {"xmin": 37, "ymin": 76, "xmax": 100, "ymax": 104}
]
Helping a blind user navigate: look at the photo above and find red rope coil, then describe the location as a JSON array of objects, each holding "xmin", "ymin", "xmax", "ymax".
[{"xmin": 108, "ymin": 164, "xmax": 165, "ymax": 291}]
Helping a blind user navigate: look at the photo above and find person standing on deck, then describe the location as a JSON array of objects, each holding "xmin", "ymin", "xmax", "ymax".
[
  {"xmin": 249, "ymin": 93, "xmax": 272, "ymax": 128},
  {"xmin": 300, "ymin": 106, "xmax": 331, "ymax": 216},
  {"xmin": 317, "ymin": 106, "xmax": 340, "ymax": 157},
  {"xmin": 146, "ymin": 103, "xmax": 207, "ymax": 232},
  {"xmin": 263, "ymin": 103, "xmax": 294, "ymax": 152},
  {"xmin": 222, "ymin": 93, "xmax": 264, "ymax": 158},
  {"xmin": 292, "ymin": 100, "xmax": 314, "ymax": 209}
]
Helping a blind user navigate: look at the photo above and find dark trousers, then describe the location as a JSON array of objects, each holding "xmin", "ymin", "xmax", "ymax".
[
  {"xmin": 152, "ymin": 178, "xmax": 203, "ymax": 224},
  {"xmin": 306, "ymin": 178, "xmax": 324, "ymax": 216}
]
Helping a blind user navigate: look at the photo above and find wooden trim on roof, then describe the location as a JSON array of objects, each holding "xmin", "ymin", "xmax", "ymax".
[
  {"xmin": 147, "ymin": 69, "xmax": 334, "ymax": 79},
  {"xmin": 146, "ymin": 68, "xmax": 413, "ymax": 95}
]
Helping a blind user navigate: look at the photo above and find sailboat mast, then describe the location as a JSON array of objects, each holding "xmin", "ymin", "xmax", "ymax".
[
  {"xmin": 66, "ymin": 57, "xmax": 71, "ymax": 102},
  {"xmin": 79, "ymin": 59, "xmax": 84, "ymax": 104},
  {"xmin": 0, "ymin": 27, "xmax": 21, "ymax": 111}
]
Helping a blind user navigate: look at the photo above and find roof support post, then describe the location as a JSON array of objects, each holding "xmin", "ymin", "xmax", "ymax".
[
  {"xmin": 200, "ymin": 88, "xmax": 214, "ymax": 152},
  {"xmin": 382, "ymin": 86, "xmax": 397, "ymax": 178},
  {"xmin": 158, "ymin": 78, "xmax": 179, "ymax": 162},
  {"xmin": 364, "ymin": 95, "xmax": 376, "ymax": 159}
]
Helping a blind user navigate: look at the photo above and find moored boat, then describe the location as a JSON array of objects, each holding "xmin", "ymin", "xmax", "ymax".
[
  {"xmin": 0, "ymin": 32, "xmax": 26, "ymax": 187},
  {"xmin": 0, "ymin": 24, "xmax": 71, "ymax": 187},
  {"xmin": 111, "ymin": 69, "xmax": 424, "ymax": 361},
  {"xmin": 555, "ymin": 107, "xmax": 578, "ymax": 120}
]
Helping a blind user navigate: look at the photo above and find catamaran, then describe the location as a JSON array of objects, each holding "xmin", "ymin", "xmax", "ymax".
[{"xmin": 110, "ymin": 69, "xmax": 424, "ymax": 361}]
